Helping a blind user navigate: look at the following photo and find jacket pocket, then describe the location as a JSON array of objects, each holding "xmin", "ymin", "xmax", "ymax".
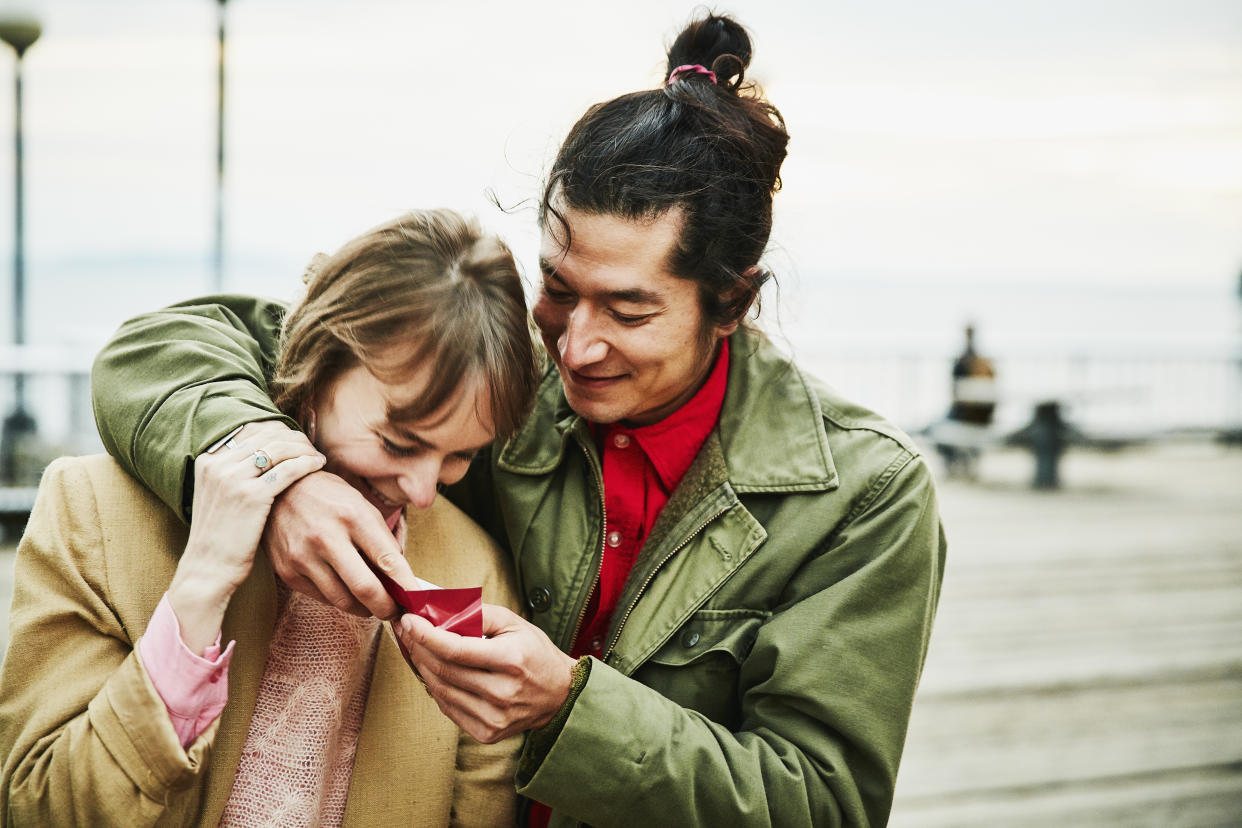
[{"xmin": 635, "ymin": 609, "xmax": 768, "ymax": 728}]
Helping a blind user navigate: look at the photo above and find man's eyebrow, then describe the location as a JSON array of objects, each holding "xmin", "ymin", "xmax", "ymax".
[
  {"xmin": 538, "ymin": 258, "xmax": 662, "ymax": 305},
  {"xmin": 605, "ymin": 286, "xmax": 662, "ymax": 305}
]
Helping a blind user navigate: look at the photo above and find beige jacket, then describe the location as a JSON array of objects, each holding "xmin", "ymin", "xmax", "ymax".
[{"xmin": 0, "ymin": 455, "xmax": 519, "ymax": 827}]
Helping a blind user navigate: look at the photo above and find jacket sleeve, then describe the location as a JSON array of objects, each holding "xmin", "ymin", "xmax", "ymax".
[
  {"xmin": 90, "ymin": 294, "xmax": 297, "ymax": 520},
  {"xmin": 516, "ymin": 454, "xmax": 946, "ymax": 828},
  {"xmin": 0, "ymin": 459, "xmax": 217, "ymax": 827}
]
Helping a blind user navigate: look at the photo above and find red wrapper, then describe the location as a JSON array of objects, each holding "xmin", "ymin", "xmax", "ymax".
[{"xmin": 371, "ymin": 565, "xmax": 483, "ymax": 638}]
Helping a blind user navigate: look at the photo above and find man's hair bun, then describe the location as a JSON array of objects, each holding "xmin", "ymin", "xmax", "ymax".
[{"xmin": 665, "ymin": 14, "xmax": 753, "ymax": 90}]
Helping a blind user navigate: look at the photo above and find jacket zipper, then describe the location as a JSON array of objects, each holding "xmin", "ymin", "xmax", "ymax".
[
  {"xmin": 601, "ymin": 505, "xmax": 728, "ymax": 664},
  {"xmin": 566, "ymin": 436, "xmax": 606, "ymax": 653}
]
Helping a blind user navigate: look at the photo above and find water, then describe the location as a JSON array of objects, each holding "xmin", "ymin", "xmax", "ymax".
[
  {"xmin": 772, "ymin": 275, "xmax": 1242, "ymax": 434},
  {"xmin": 2, "ymin": 256, "xmax": 1240, "ymax": 447}
]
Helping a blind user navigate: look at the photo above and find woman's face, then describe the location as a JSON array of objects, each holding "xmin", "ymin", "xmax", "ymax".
[
  {"xmin": 310, "ymin": 359, "xmax": 494, "ymax": 517},
  {"xmin": 532, "ymin": 207, "xmax": 736, "ymax": 426}
]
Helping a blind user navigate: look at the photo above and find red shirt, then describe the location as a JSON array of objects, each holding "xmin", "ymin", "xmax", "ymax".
[{"xmin": 570, "ymin": 338, "xmax": 730, "ymax": 659}]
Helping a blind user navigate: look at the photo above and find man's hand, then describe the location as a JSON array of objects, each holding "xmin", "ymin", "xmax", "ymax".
[
  {"xmin": 394, "ymin": 604, "xmax": 578, "ymax": 744},
  {"xmin": 262, "ymin": 469, "xmax": 418, "ymax": 619},
  {"xmin": 228, "ymin": 420, "xmax": 419, "ymax": 620}
]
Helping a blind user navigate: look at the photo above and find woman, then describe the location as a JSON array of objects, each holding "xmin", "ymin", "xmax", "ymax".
[
  {"xmin": 88, "ymin": 14, "xmax": 946, "ymax": 827},
  {"xmin": 0, "ymin": 209, "xmax": 538, "ymax": 826}
]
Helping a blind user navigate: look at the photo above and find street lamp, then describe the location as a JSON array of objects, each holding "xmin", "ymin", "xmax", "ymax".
[
  {"xmin": 0, "ymin": 17, "xmax": 40, "ymax": 485},
  {"xmin": 213, "ymin": 0, "xmax": 228, "ymax": 292}
]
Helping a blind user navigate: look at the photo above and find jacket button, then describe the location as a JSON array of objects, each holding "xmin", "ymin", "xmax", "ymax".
[
  {"xmin": 683, "ymin": 630, "xmax": 701, "ymax": 647},
  {"xmin": 527, "ymin": 586, "xmax": 552, "ymax": 613}
]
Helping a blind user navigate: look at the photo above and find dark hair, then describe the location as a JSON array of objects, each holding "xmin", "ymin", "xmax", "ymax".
[
  {"xmin": 539, "ymin": 13, "xmax": 789, "ymax": 328},
  {"xmin": 273, "ymin": 209, "xmax": 538, "ymax": 441}
]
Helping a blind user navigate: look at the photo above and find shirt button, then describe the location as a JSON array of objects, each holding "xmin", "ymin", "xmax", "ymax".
[
  {"xmin": 613, "ymin": 433, "xmax": 631, "ymax": 448},
  {"xmin": 527, "ymin": 586, "xmax": 552, "ymax": 613},
  {"xmin": 589, "ymin": 636, "xmax": 603, "ymax": 652},
  {"xmin": 683, "ymin": 630, "xmax": 701, "ymax": 648},
  {"xmin": 606, "ymin": 530, "xmax": 622, "ymax": 548}
]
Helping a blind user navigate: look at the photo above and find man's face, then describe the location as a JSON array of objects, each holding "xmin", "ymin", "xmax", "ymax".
[{"xmin": 532, "ymin": 207, "xmax": 734, "ymax": 426}]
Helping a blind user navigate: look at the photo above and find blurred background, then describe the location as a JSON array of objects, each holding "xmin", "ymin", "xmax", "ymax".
[{"xmin": 0, "ymin": 0, "xmax": 1239, "ymax": 824}]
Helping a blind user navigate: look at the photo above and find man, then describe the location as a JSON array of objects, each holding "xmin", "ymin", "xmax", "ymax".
[{"xmin": 92, "ymin": 14, "xmax": 944, "ymax": 826}]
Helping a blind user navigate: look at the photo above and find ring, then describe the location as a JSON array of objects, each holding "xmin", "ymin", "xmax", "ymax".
[{"xmin": 252, "ymin": 450, "xmax": 272, "ymax": 470}]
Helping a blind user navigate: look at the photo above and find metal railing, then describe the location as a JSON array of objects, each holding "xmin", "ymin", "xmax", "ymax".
[
  {"xmin": 1, "ymin": 345, "xmax": 1239, "ymax": 485},
  {"xmin": 774, "ymin": 348, "xmax": 1242, "ymax": 438}
]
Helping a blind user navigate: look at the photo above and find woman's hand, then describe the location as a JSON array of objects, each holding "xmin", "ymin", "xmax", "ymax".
[
  {"xmin": 394, "ymin": 604, "xmax": 579, "ymax": 743},
  {"xmin": 168, "ymin": 426, "xmax": 326, "ymax": 653}
]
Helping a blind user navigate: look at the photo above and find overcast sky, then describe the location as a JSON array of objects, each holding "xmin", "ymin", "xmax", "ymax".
[{"xmin": 0, "ymin": 0, "xmax": 1239, "ymax": 303}]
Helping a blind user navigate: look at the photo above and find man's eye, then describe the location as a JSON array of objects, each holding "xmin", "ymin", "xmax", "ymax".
[
  {"xmin": 612, "ymin": 311, "xmax": 653, "ymax": 325},
  {"xmin": 542, "ymin": 284, "xmax": 574, "ymax": 302},
  {"xmin": 381, "ymin": 437, "xmax": 418, "ymax": 458}
]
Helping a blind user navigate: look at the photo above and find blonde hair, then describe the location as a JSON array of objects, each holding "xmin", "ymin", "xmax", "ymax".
[{"xmin": 272, "ymin": 209, "xmax": 538, "ymax": 439}]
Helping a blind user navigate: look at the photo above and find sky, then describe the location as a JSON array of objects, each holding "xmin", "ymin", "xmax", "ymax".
[{"xmin": 0, "ymin": 0, "xmax": 1239, "ymax": 342}]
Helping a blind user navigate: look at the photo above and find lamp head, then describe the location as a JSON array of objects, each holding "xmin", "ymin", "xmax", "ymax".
[{"xmin": 0, "ymin": 19, "xmax": 41, "ymax": 57}]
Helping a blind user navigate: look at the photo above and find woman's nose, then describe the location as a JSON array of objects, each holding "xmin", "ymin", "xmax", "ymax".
[
  {"xmin": 397, "ymin": 461, "xmax": 440, "ymax": 510},
  {"xmin": 558, "ymin": 307, "xmax": 608, "ymax": 368}
]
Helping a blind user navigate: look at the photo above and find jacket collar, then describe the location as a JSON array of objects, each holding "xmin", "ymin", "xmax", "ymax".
[{"xmin": 498, "ymin": 328, "xmax": 838, "ymax": 494}]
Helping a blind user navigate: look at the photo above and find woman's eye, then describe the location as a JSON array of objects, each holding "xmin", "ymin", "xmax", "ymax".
[{"xmin": 381, "ymin": 437, "xmax": 418, "ymax": 458}]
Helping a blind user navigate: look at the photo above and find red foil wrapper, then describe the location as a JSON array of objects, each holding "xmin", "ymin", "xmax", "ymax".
[{"xmin": 371, "ymin": 565, "xmax": 483, "ymax": 638}]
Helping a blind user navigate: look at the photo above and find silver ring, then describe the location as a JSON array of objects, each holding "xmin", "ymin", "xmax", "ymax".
[{"xmin": 252, "ymin": 450, "xmax": 272, "ymax": 470}]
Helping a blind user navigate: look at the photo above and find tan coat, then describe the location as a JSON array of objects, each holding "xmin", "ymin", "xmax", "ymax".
[{"xmin": 0, "ymin": 455, "xmax": 520, "ymax": 827}]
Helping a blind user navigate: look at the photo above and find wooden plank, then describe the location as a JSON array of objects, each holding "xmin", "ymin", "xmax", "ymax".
[{"xmin": 892, "ymin": 444, "xmax": 1242, "ymax": 825}]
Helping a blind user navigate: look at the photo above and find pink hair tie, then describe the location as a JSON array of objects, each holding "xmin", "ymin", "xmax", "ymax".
[{"xmin": 668, "ymin": 63, "xmax": 718, "ymax": 85}]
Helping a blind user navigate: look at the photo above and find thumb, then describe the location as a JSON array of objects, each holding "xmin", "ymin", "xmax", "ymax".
[{"xmin": 480, "ymin": 602, "xmax": 525, "ymax": 636}]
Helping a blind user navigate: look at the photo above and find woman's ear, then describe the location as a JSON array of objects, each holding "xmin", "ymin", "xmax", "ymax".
[{"xmin": 305, "ymin": 408, "xmax": 318, "ymax": 442}]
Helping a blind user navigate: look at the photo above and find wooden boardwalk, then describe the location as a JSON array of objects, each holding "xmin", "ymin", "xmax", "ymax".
[
  {"xmin": 892, "ymin": 442, "xmax": 1242, "ymax": 827},
  {"xmin": 2, "ymin": 442, "xmax": 1241, "ymax": 824}
]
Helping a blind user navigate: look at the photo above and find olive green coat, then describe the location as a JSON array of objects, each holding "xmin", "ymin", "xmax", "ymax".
[{"xmin": 89, "ymin": 295, "xmax": 946, "ymax": 827}]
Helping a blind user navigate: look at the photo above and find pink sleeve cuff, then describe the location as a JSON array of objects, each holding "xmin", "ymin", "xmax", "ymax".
[{"xmin": 138, "ymin": 593, "xmax": 235, "ymax": 748}]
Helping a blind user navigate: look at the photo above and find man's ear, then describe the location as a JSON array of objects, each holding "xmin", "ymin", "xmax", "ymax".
[{"xmin": 715, "ymin": 265, "xmax": 764, "ymax": 336}]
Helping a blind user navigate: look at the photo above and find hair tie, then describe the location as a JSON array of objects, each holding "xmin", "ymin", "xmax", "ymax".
[{"xmin": 668, "ymin": 64, "xmax": 718, "ymax": 85}]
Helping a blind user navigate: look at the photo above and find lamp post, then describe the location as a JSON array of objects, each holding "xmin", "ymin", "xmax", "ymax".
[
  {"xmin": 212, "ymin": 0, "xmax": 227, "ymax": 292},
  {"xmin": 0, "ymin": 17, "xmax": 40, "ymax": 485}
]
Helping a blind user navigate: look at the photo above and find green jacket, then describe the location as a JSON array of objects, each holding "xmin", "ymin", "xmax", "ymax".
[{"xmin": 91, "ymin": 295, "xmax": 946, "ymax": 827}]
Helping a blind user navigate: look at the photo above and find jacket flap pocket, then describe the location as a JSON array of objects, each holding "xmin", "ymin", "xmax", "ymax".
[{"xmin": 646, "ymin": 610, "xmax": 768, "ymax": 668}]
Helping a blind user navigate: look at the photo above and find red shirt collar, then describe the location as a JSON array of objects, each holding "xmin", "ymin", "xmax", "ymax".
[{"xmin": 602, "ymin": 338, "xmax": 730, "ymax": 492}]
